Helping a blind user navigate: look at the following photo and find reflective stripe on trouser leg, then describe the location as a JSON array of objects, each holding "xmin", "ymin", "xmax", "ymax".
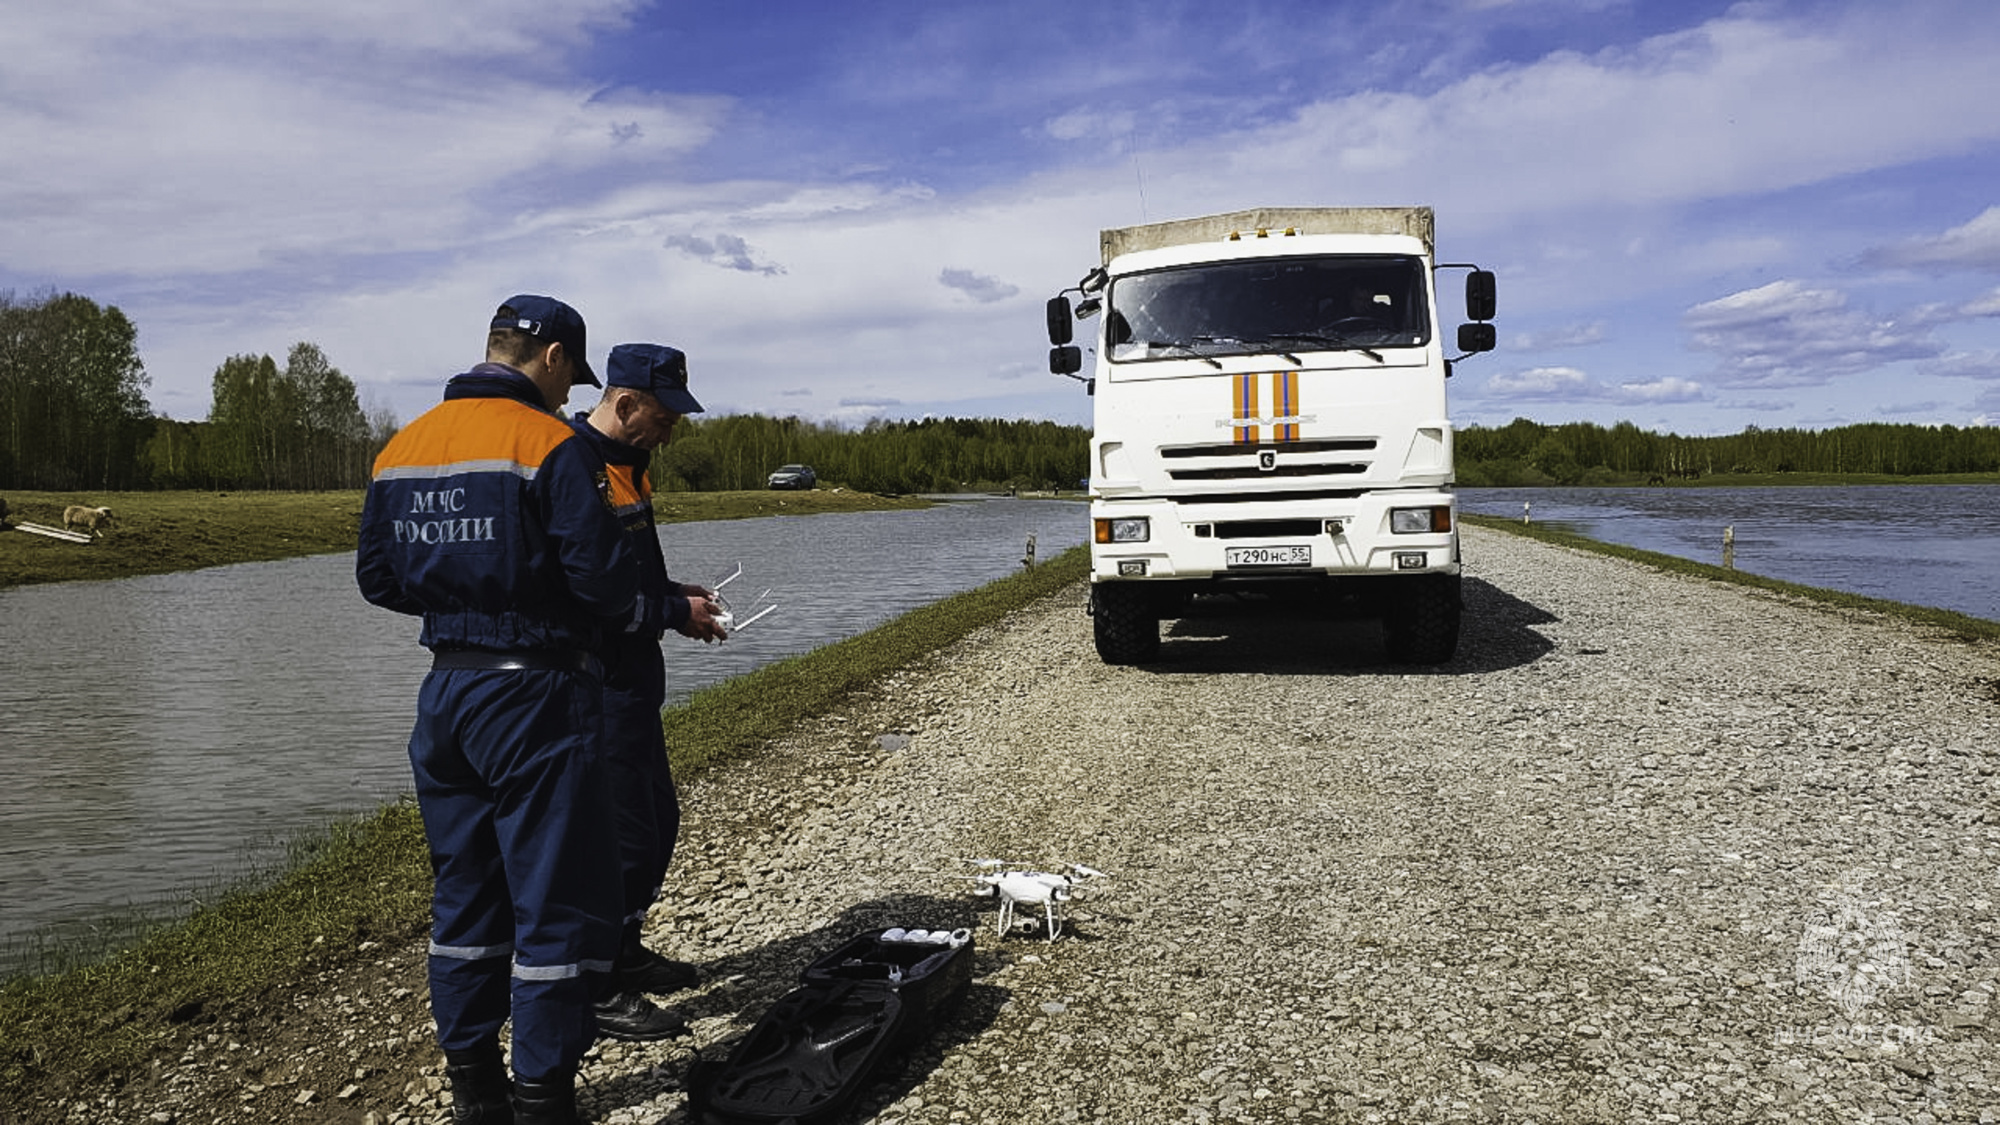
[
  {"xmin": 411, "ymin": 665, "xmax": 623, "ymax": 1080},
  {"xmin": 477, "ymin": 667, "xmax": 621, "ymax": 1079},
  {"xmin": 410, "ymin": 671, "xmax": 515, "ymax": 1056}
]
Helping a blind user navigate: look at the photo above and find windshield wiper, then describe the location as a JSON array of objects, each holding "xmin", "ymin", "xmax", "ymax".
[
  {"xmin": 1264, "ymin": 332, "xmax": 1384, "ymax": 363},
  {"xmin": 1191, "ymin": 334, "xmax": 1301, "ymax": 364},
  {"xmin": 1146, "ymin": 341, "xmax": 1223, "ymax": 368}
]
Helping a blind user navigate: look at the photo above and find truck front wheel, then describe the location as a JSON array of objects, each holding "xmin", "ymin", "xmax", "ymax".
[
  {"xmin": 1382, "ymin": 573, "xmax": 1461, "ymax": 665},
  {"xmin": 1091, "ymin": 583, "xmax": 1160, "ymax": 665}
]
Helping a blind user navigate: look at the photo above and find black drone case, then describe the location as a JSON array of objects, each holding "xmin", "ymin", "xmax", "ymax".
[{"xmin": 686, "ymin": 928, "xmax": 974, "ymax": 1125}]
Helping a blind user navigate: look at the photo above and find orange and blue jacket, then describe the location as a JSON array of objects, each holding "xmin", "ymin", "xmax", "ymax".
[
  {"xmin": 357, "ymin": 365, "xmax": 640, "ymax": 654},
  {"xmin": 567, "ymin": 415, "xmax": 698, "ymax": 702}
]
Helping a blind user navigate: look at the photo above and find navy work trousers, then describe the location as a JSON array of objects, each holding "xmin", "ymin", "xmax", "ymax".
[
  {"xmin": 602, "ymin": 680, "xmax": 680, "ymax": 945},
  {"xmin": 408, "ymin": 665, "xmax": 622, "ymax": 1082}
]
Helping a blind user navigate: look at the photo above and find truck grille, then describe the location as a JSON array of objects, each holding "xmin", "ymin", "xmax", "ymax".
[
  {"xmin": 1160, "ymin": 437, "xmax": 1376, "ymax": 482},
  {"xmin": 1161, "ymin": 439, "xmax": 1376, "ymax": 459},
  {"xmin": 1170, "ymin": 462, "xmax": 1367, "ymax": 481},
  {"xmin": 1210, "ymin": 520, "xmax": 1323, "ymax": 539}
]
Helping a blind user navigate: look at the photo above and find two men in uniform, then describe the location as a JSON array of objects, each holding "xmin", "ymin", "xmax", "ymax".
[{"xmin": 358, "ymin": 296, "xmax": 717, "ymax": 1124}]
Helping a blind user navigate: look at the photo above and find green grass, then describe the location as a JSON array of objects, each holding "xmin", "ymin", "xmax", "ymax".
[
  {"xmin": 0, "ymin": 545, "xmax": 1089, "ymax": 1107},
  {"xmin": 0, "ymin": 488, "xmax": 931, "ymax": 589},
  {"xmin": 1464, "ymin": 513, "xmax": 2000, "ymax": 642},
  {"xmin": 0, "ymin": 806, "xmax": 434, "ymax": 1092},
  {"xmin": 1460, "ymin": 470, "xmax": 2000, "ymax": 489}
]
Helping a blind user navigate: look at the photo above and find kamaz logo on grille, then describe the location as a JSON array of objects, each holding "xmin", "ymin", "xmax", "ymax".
[{"xmin": 1258, "ymin": 450, "xmax": 1277, "ymax": 471}]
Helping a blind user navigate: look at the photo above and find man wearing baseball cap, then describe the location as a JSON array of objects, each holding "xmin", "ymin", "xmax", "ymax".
[
  {"xmin": 358, "ymin": 294, "xmax": 631, "ymax": 1125},
  {"xmin": 490, "ymin": 293, "xmax": 600, "ymax": 398},
  {"xmin": 568, "ymin": 343, "xmax": 727, "ymax": 1041}
]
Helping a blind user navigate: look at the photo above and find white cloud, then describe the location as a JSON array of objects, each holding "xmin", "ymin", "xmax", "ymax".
[
  {"xmin": 1478, "ymin": 365, "xmax": 1706, "ymax": 406},
  {"xmin": 1864, "ymin": 206, "xmax": 2000, "ymax": 272},
  {"xmin": 938, "ymin": 268, "xmax": 1019, "ymax": 304},
  {"xmin": 1166, "ymin": 5, "xmax": 2000, "ymax": 224},
  {"xmin": 1972, "ymin": 381, "xmax": 2000, "ymax": 416},
  {"xmin": 13, "ymin": 1, "xmax": 2000, "ymax": 432},
  {"xmin": 1482, "ymin": 365, "xmax": 1603, "ymax": 400},
  {"xmin": 1929, "ymin": 350, "xmax": 2000, "ymax": 381},
  {"xmin": 1683, "ymin": 280, "xmax": 1941, "ymax": 388},
  {"xmin": 664, "ymin": 233, "xmax": 787, "ymax": 276},
  {"xmin": 1043, "ymin": 110, "xmax": 1137, "ymax": 143},
  {"xmin": 1616, "ymin": 376, "xmax": 1705, "ymax": 404}
]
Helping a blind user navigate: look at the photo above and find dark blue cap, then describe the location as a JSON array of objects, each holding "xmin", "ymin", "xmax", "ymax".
[
  {"xmin": 492, "ymin": 295, "xmax": 598, "ymax": 387},
  {"xmin": 606, "ymin": 343, "xmax": 703, "ymax": 414}
]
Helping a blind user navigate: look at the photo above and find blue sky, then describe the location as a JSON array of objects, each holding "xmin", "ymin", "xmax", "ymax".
[{"xmin": 7, "ymin": 0, "xmax": 2000, "ymax": 435}]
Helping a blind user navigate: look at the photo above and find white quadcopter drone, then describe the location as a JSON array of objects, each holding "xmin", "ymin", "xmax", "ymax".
[{"xmin": 966, "ymin": 860, "xmax": 1106, "ymax": 941}]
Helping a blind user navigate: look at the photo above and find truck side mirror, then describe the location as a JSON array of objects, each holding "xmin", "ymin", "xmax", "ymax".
[
  {"xmin": 1465, "ymin": 270, "xmax": 1496, "ymax": 322},
  {"xmin": 1456, "ymin": 322, "xmax": 1496, "ymax": 353},
  {"xmin": 1046, "ymin": 296, "xmax": 1074, "ymax": 345},
  {"xmin": 1050, "ymin": 345, "xmax": 1083, "ymax": 375}
]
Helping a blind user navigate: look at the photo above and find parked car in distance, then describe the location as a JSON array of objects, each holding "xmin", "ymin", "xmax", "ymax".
[{"xmin": 768, "ymin": 464, "xmax": 817, "ymax": 490}]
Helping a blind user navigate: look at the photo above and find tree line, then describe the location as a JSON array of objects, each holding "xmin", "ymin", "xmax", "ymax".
[
  {"xmin": 0, "ymin": 291, "xmax": 152, "ymax": 490},
  {"xmin": 0, "ymin": 291, "xmax": 1088, "ymax": 494},
  {"xmin": 1, "ymin": 291, "xmax": 381, "ymax": 491},
  {"xmin": 650, "ymin": 413, "xmax": 1088, "ymax": 494},
  {"xmin": 1458, "ymin": 417, "xmax": 2000, "ymax": 486},
  {"xmin": 9, "ymin": 290, "xmax": 1995, "ymax": 495}
]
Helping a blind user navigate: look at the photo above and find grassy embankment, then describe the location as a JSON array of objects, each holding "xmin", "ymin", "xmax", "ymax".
[
  {"xmin": 0, "ymin": 485, "xmax": 1085, "ymax": 1107},
  {"xmin": 1638, "ymin": 470, "xmax": 2000, "ymax": 487},
  {"xmin": 1462, "ymin": 469, "xmax": 2000, "ymax": 489},
  {"xmin": 0, "ymin": 487, "xmax": 929, "ymax": 589},
  {"xmin": 1463, "ymin": 512, "xmax": 2000, "ymax": 642}
]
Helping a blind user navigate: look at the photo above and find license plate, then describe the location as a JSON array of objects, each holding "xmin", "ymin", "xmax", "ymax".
[{"xmin": 1225, "ymin": 544, "xmax": 1310, "ymax": 568}]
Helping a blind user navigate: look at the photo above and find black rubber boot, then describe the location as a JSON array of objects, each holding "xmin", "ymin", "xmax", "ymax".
[
  {"xmin": 512, "ymin": 1070, "xmax": 582, "ymax": 1125},
  {"xmin": 444, "ymin": 1044, "xmax": 513, "ymax": 1124},
  {"xmin": 593, "ymin": 989, "xmax": 691, "ymax": 1041},
  {"xmin": 614, "ymin": 933, "xmax": 699, "ymax": 994}
]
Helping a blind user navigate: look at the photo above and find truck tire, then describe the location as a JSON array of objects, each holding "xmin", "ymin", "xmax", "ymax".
[
  {"xmin": 1382, "ymin": 573, "xmax": 1461, "ymax": 665},
  {"xmin": 1092, "ymin": 584, "xmax": 1160, "ymax": 665}
]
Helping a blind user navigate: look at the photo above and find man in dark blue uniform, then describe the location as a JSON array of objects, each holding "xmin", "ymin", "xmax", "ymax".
[
  {"xmin": 357, "ymin": 295, "xmax": 637, "ymax": 1125},
  {"xmin": 569, "ymin": 343, "xmax": 727, "ymax": 1038}
]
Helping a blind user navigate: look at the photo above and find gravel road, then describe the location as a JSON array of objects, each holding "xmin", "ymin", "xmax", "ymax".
[{"xmin": 48, "ymin": 524, "xmax": 2000, "ymax": 1123}]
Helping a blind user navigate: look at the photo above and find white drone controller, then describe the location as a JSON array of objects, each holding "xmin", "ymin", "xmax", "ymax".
[{"xmin": 708, "ymin": 563, "xmax": 777, "ymax": 634}]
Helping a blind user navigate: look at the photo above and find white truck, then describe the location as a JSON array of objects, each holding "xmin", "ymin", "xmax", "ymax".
[{"xmin": 1045, "ymin": 206, "xmax": 1496, "ymax": 665}]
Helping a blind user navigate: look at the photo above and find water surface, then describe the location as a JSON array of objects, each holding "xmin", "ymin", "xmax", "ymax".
[
  {"xmin": 1460, "ymin": 485, "xmax": 2000, "ymax": 622},
  {"xmin": 0, "ymin": 499, "xmax": 1083, "ymax": 966}
]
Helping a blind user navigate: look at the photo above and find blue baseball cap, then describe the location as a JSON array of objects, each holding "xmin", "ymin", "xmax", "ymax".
[
  {"xmin": 492, "ymin": 295, "xmax": 598, "ymax": 387},
  {"xmin": 606, "ymin": 343, "xmax": 704, "ymax": 414}
]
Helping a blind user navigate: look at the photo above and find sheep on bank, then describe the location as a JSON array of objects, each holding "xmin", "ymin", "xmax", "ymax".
[{"xmin": 63, "ymin": 505, "xmax": 114, "ymax": 537}]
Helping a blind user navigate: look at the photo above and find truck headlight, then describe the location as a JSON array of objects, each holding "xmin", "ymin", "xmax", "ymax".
[
  {"xmin": 1094, "ymin": 516, "xmax": 1150, "ymax": 544},
  {"xmin": 1390, "ymin": 506, "xmax": 1452, "ymax": 534}
]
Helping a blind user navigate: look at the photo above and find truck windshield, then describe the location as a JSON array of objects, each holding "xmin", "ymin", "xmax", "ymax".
[{"xmin": 1106, "ymin": 255, "xmax": 1430, "ymax": 362}]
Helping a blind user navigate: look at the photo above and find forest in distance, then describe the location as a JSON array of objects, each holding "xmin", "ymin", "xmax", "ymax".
[{"xmin": 6, "ymin": 289, "xmax": 2000, "ymax": 496}]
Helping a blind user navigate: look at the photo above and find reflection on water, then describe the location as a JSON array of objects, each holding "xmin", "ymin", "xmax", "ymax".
[
  {"xmin": 1460, "ymin": 485, "xmax": 2000, "ymax": 622},
  {"xmin": 0, "ymin": 499, "xmax": 1083, "ymax": 967}
]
